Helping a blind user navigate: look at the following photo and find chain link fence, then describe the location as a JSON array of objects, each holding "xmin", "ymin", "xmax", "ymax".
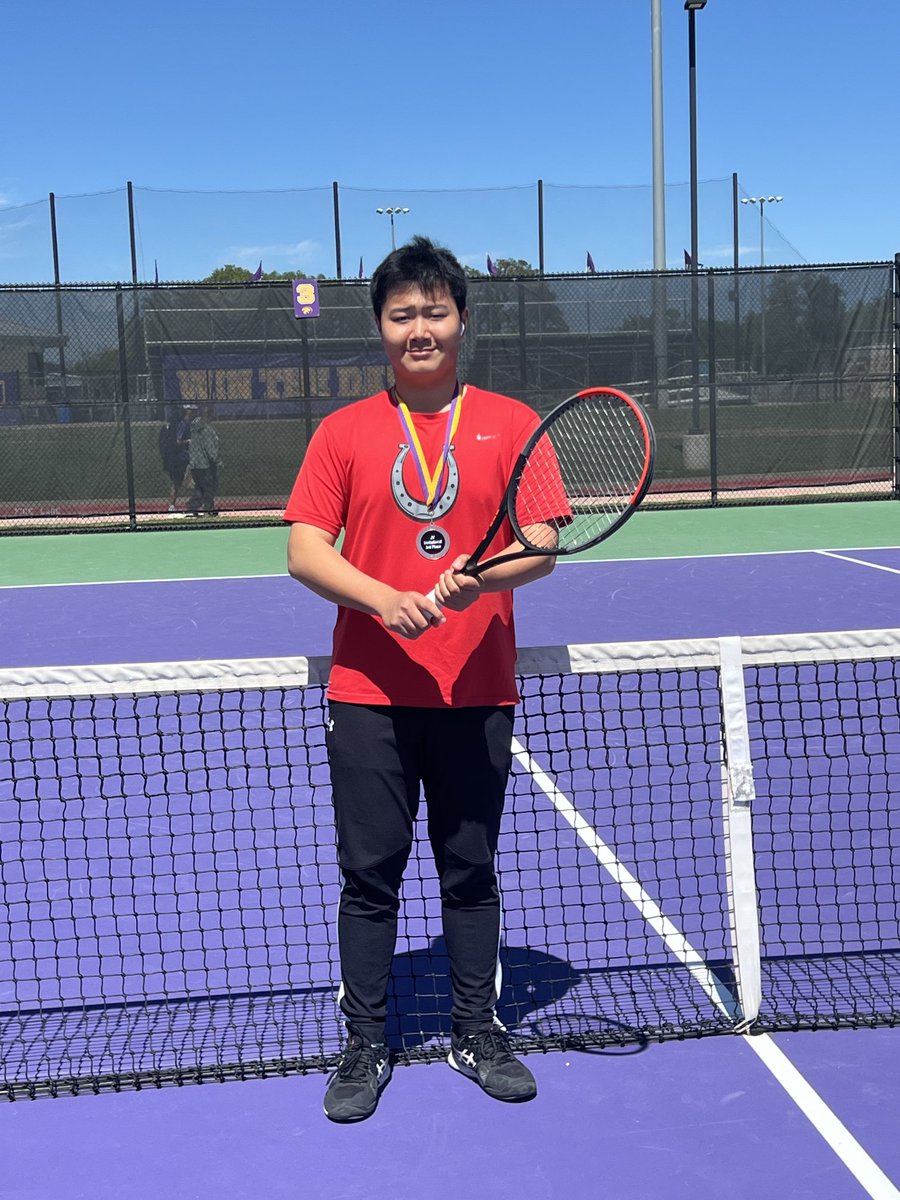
[
  {"xmin": 0, "ymin": 262, "xmax": 895, "ymax": 533},
  {"xmin": 2, "ymin": 178, "xmax": 761, "ymax": 286}
]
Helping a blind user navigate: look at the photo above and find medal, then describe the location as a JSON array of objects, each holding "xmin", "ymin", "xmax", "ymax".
[
  {"xmin": 393, "ymin": 385, "xmax": 465, "ymax": 559},
  {"xmin": 416, "ymin": 525, "xmax": 450, "ymax": 560}
]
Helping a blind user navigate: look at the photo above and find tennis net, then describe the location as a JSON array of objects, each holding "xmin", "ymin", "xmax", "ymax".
[{"xmin": 0, "ymin": 629, "xmax": 897, "ymax": 1099}]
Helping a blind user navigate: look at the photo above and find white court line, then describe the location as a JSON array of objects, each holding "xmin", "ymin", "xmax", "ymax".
[
  {"xmin": 512, "ymin": 736, "xmax": 900, "ymax": 1200},
  {"xmin": 2, "ymin": 545, "xmax": 898, "ymax": 590},
  {"xmin": 0, "ymin": 573, "xmax": 284, "ymax": 591},
  {"xmin": 565, "ymin": 544, "xmax": 900, "ymax": 565},
  {"xmin": 816, "ymin": 550, "xmax": 900, "ymax": 577}
]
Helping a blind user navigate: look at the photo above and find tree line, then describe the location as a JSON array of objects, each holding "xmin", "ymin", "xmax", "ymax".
[{"xmin": 202, "ymin": 258, "xmax": 539, "ymax": 283}]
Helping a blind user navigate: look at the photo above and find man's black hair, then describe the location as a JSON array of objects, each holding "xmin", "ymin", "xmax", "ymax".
[{"xmin": 370, "ymin": 235, "xmax": 467, "ymax": 321}]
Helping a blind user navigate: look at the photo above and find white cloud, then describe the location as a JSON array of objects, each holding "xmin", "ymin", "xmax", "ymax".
[
  {"xmin": 0, "ymin": 216, "xmax": 34, "ymax": 258},
  {"xmin": 224, "ymin": 239, "xmax": 320, "ymax": 264}
]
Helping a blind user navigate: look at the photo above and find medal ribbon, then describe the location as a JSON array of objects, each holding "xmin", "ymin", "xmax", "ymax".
[{"xmin": 394, "ymin": 385, "xmax": 465, "ymax": 511}]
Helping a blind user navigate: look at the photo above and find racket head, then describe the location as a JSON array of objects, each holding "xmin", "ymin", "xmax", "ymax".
[{"xmin": 506, "ymin": 386, "xmax": 655, "ymax": 556}]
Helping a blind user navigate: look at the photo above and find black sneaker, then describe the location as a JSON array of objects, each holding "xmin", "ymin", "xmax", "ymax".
[
  {"xmin": 448, "ymin": 1029, "xmax": 537, "ymax": 1102},
  {"xmin": 323, "ymin": 1035, "xmax": 391, "ymax": 1123}
]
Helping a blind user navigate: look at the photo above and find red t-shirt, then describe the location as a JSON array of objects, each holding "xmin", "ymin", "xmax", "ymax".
[{"xmin": 283, "ymin": 386, "xmax": 544, "ymax": 707}]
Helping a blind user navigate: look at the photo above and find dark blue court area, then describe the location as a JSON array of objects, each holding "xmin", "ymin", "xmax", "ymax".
[{"xmin": 1, "ymin": 533, "xmax": 899, "ymax": 1200}]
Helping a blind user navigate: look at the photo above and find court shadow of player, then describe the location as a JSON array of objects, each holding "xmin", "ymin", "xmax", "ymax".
[
  {"xmin": 384, "ymin": 938, "xmax": 699, "ymax": 1056},
  {"xmin": 385, "ymin": 936, "xmax": 582, "ymax": 1051}
]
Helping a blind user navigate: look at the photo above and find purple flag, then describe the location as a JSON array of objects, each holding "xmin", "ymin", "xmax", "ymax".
[
  {"xmin": 486, "ymin": 254, "xmax": 498, "ymax": 277},
  {"xmin": 154, "ymin": 259, "xmax": 159, "ymax": 286},
  {"xmin": 358, "ymin": 256, "xmax": 365, "ymax": 280},
  {"xmin": 684, "ymin": 249, "xmax": 693, "ymax": 269},
  {"xmin": 250, "ymin": 260, "xmax": 263, "ymax": 283},
  {"xmin": 586, "ymin": 251, "xmax": 596, "ymax": 274}
]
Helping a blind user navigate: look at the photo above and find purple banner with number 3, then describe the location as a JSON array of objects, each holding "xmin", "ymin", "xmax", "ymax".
[{"xmin": 292, "ymin": 278, "xmax": 320, "ymax": 319}]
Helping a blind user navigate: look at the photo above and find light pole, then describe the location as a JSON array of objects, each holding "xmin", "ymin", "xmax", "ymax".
[
  {"xmin": 375, "ymin": 206, "xmax": 410, "ymax": 250},
  {"xmin": 740, "ymin": 195, "xmax": 783, "ymax": 270},
  {"xmin": 740, "ymin": 195, "xmax": 783, "ymax": 376},
  {"xmin": 685, "ymin": 0, "xmax": 706, "ymax": 436}
]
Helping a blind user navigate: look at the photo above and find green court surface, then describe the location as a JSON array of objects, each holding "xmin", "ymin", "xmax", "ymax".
[{"xmin": 0, "ymin": 501, "xmax": 894, "ymax": 588}]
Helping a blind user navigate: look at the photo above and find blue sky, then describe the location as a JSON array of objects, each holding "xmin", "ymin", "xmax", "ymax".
[{"xmin": 2, "ymin": 0, "xmax": 897, "ymax": 284}]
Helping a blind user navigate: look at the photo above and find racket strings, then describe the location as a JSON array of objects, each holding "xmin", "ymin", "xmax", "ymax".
[{"xmin": 513, "ymin": 396, "xmax": 650, "ymax": 553}]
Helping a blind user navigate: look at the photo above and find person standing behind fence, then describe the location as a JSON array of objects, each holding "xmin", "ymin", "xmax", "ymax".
[
  {"xmin": 186, "ymin": 405, "xmax": 222, "ymax": 516},
  {"xmin": 158, "ymin": 404, "xmax": 192, "ymax": 513}
]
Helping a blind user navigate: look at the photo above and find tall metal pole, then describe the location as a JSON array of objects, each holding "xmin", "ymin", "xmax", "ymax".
[
  {"xmin": 759, "ymin": 201, "xmax": 767, "ymax": 377},
  {"xmin": 732, "ymin": 172, "xmax": 741, "ymax": 370},
  {"xmin": 650, "ymin": 0, "xmax": 668, "ymax": 406},
  {"xmin": 741, "ymin": 195, "xmax": 782, "ymax": 378},
  {"xmin": 688, "ymin": 10, "xmax": 700, "ymax": 281},
  {"xmin": 650, "ymin": 0, "xmax": 666, "ymax": 271},
  {"xmin": 688, "ymin": 6, "xmax": 702, "ymax": 434}
]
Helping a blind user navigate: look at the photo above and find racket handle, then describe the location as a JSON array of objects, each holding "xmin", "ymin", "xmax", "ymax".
[{"xmin": 425, "ymin": 586, "xmax": 444, "ymax": 609}]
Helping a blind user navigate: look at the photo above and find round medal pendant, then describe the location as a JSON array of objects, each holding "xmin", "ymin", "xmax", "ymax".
[{"xmin": 417, "ymin": 525, "xmax": 450, "ymax": 560}]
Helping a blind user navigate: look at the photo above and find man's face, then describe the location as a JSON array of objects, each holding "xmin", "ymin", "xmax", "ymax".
[{"xmin": 378, "ymin": 285, "xmax": 466, "ymax": 391}]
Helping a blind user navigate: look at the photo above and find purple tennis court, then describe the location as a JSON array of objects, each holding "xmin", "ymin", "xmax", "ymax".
[{"xmin": 1, "ymin": 536, "xmax": 899, "ymax": 1200}]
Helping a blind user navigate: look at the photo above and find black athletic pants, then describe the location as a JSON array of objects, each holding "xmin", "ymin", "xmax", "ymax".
[{"xmin": 325, "ymin": 701, "xmax": 514, "ymax": 1044}]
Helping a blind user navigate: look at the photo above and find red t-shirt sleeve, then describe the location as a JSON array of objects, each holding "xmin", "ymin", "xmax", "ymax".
[{"xmin": 282, "ymin": 418, "xmax": 348, "ymax": 535}]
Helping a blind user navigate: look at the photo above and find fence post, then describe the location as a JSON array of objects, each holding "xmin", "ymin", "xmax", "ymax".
[
  {"xmin": 707, "ymin": 270, "xmax": 718, "ymax": 505},
  {"xmin": 127, "ymin": 182, "xmax": 138, "ymax": 286},
  {"xmin": 49, "ymin": 193, "xmax": 69, "ymax": 416},
  {"xmin": 517, "ymin": 282, "xmax": 528, "ymax": 399},
  {"xmin": 537, "ymin": 179, "xmax": 545, "ymax": 278},
  {"xmin": 894, "ymin": 254, "xmax": 900, "ymax": 499},
  {"xmin": 115, "ymin": 284, "xmax": 138, "ymax": 529},
  {"xmin": 300, "ymin": 320, "xmax": 313, "ymax": 449},
  {"xmin": 332, "ymin": 182, "xmax": 342, "ymax": 280},
  {"xmin": 732, "ymin": 173, "xmax": 741, "ymax": 370}
]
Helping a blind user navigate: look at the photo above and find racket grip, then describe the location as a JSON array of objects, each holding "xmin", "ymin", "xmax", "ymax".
[{"xmin": 425, "ymin": 586, "xmax": 444, "ymax": 609}]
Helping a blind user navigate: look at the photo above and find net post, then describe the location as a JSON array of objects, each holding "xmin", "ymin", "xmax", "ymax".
[{"xmin": 718, "ymin": 636, "xmax": 762, "ymax": 1028}]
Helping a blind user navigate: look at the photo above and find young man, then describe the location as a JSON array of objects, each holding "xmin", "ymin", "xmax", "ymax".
[{"xmin": 284, "ymin": 236, "xmax": 556, "ymax": 1123}]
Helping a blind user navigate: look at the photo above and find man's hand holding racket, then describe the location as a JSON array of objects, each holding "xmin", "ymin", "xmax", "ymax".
[
  {"xmin": 433, "ymin": 555, "xmax": 485, "ymax": 612},
  {"xmin": 376, "ymin": 587, "xmax": 446, "ymax": 639}
]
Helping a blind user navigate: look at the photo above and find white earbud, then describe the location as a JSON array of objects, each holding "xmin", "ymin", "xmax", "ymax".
[{"xmin": 460, "ymin": 321, "xmax": 466, "ymax": 335}]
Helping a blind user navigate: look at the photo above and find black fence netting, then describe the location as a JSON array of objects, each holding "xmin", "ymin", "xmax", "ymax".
[{"xmin": 0, "ymin": 262, "xmax": 895, "ymax": 533}]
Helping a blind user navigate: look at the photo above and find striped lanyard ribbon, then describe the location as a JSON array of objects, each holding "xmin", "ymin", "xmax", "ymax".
[{"xmin": 394, "ymin": 385, "xmax": 465, "ymax": 511}]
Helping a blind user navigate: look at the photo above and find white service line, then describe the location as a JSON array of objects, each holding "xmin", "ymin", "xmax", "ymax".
[
  {"xmin": 560, "ymin": 544, "xmax": 899, "ymax": 566},
  {"xmin": 512, "ymin": 734, "xmax": 900, "ymax": 1200},
  {"xmin": 816, "ymin": 550, "xmax": 900, "ymax": 577},
  {"xmin": 0, "ymin": 573, "xmax": 284, "ymax": 591}
]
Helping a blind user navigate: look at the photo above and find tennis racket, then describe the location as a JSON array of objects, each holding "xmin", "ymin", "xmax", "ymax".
[{"xmin": 427, "ymin": 386, "xmax": 655, "ymax": 602}]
